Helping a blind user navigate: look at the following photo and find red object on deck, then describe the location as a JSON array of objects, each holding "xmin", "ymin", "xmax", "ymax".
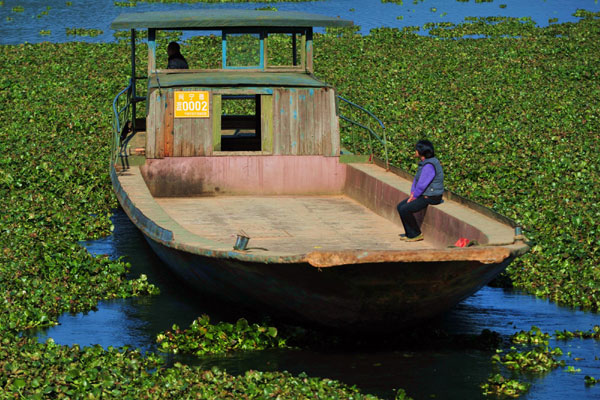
[{"xmin": 455, "ymin": 238, "xmax": 470, "ymax": 248}]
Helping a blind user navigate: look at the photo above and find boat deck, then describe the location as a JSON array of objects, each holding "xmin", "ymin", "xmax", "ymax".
[
  {"xmin": 113, "ymin": 163, "xmax": 527, "ymax": 266},
  {"xmin": 155, "ymin": 195, "xmax": 437, "ymax": 253}
]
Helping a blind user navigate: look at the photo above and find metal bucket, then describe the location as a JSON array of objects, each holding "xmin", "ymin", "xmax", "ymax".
[{"xmin": 233, "ymin": 234, "xmax": 250, "ymax": 251}]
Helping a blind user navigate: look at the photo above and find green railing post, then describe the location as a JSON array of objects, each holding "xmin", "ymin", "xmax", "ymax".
[{"xmin": 337, "ymin": 95, "xmax": 388, "ymax": 170}]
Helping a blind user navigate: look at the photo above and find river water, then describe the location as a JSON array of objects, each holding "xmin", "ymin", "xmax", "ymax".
[
  {"xmin": 8, "ymin": 0, "xmax": 600, "ymax": 398},
  {"xmin": 33, "ymin": 209, "xmax": 600, "ymax": 400},
  {"xmin": 1, "ymin": 0, "xmax": 599, "ymax": 45}
]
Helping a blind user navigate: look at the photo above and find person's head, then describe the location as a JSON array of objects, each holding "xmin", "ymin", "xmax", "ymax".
[
  {"xmin": 415, "ymin": 140, "xmax": 435, "ymax": 159},
  {"xmin": 167, "ymin": 41, "xmax": 181, "ymax": 57}
]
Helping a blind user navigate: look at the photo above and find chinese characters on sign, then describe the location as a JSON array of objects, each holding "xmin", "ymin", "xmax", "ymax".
[{"xmin": 174, "ymin": 91, "xmax": 210, "ymax": 118}]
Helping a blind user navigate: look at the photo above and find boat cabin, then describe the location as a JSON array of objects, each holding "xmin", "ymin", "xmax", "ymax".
[{"xmin": 111, "ymin": 10, "xmax": 354, "ymax": 196}]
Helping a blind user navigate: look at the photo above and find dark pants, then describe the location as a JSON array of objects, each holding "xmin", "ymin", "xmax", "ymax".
[{"xmin": 397, "ymin": 195, "xmax": 442, "ymax": 238}]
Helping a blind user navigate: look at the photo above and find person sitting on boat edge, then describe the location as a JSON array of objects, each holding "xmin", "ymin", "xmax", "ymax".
[
  {"xmin": 397, "ymin": 140, "xmax": 444, "ymax": 242},
  {"xmin": 167, "ymin": 41, "xmax": 189, "ymax": 69}
]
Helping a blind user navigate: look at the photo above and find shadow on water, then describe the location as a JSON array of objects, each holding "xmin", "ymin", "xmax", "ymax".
[{"xmin": 34, "ymin": 208, "xmax": 600, "ymax": 400}]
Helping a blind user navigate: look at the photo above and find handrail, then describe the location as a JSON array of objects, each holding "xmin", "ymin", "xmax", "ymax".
[
  {"xmin": 337, "ymin": 96, "xmax": 385, "ymax": 130},
  {"xmin": 112, "ymin": 79, "xmax": 134, "ymax": 169},
  {"xmin": 337, "ymin": 95, "xmax": 389, "ymax": 170}
]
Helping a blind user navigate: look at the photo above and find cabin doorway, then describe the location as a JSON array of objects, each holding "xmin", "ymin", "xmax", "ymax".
[{"xmin": 220, "ymin": 94, "xmax": 261, "ymax": 151}]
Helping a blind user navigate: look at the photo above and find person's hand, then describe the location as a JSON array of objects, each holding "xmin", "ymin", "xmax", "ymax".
[{"xmin": 408, "ymin": 195, "xmax": 415, "ymax": 203}]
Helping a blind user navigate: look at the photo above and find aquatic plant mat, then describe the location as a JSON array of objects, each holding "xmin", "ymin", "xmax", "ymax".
[{"xmin": 1, "ymin": 11, "xmax": 599, "ymax": 398}]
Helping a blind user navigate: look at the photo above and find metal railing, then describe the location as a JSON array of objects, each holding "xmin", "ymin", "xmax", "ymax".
[
  {"xmin": 111, "ymin": 79, "xmax": 133, "ymax": 169},
  {"xmin": 111, "ymin": 78, "xmax": 146, "ymax": 170},
  {"xmin": 337, "ymin": 95, "xmax": 389, "ymax": 170}
]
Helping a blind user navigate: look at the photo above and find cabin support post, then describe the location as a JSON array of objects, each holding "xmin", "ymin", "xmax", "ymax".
[
  {"xmin": 300, "ymin": 33, "xmax": 306, "ymax": 71},
  {"xmin": 131, "ymin": 29, "xmax": 137, "ymax": 133},
  {"xmin": 148, "ymin": 28, "xmax": 156, "ymax": 74},
  {"xmin": 259, "ymin": 31, "xmax": 265, "ymax": 69},
  {"xmin": 221, "ymin": 31, "xmax": 227, "ymax": 69},
  {"xmin": 306, "ymin": 28, "xmax": 313, "ymax": 73}
]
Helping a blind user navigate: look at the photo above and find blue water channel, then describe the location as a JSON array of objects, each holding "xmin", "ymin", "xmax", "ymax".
[
  {"xmin": 33, "ymin": 209, "xmax": 600, "ymax": 400},
  {"xmin": 1, "ymin": 0, "xmax": 599, "ymax": 45}
]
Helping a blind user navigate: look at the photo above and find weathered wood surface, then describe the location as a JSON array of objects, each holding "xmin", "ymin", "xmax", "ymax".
[
  {"xmin": 146, "ymin": 90, "xmax": 156, "ymax": 158},
  {"xmin": 272, "ymin": 87, "xmax": 339, "ymax": 156},
  {"xmin": 164, "ymin": 91, "xmax": 174, "ymax": 157},
  {"xmin": 260, "ymin": 95, "xmax": 273, "ymax": 152},
  {"xmin": 155, "ymin": 195, "xmax": 436, "ymax": 254},
  {"xmin": 147, "ymin": 86, "xmax": 339, "ymax": 158}
]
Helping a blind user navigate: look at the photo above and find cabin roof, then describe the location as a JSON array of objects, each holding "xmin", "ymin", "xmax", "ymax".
[
  {"xmin": 111, "ymin": 10, "xmax": 353, "ymax": 30},
  {"xmin": 148, "ymin": 71, "xmax": 329, "ymax": 89}
]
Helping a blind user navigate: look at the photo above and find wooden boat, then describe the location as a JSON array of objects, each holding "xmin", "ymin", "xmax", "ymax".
[{"xmin": 110, "ymin": 10, "xmax": 529, "ymax": 331}]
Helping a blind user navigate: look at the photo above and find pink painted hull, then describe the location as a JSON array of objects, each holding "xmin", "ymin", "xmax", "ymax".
[{"xmin": 141, "ymin": 155, "xmax": 346, "ymax": 197}]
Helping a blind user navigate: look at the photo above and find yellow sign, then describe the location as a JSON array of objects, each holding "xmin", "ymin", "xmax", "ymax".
[{"xmin": 174, "ymin": 91, "xmax": 210, "ymax": 118}]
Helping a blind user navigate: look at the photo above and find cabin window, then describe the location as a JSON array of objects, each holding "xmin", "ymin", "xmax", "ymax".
[
  {"xmin": 266, "ymin": 32, "xmax": 301, "ymax": 68},
  {"xmin": 222, "ymin": 31, "xmax": 264, "ymax": 69},
  {"xmin": 220, "ymin": 95, "xmax": 261, "ymax": 151}
]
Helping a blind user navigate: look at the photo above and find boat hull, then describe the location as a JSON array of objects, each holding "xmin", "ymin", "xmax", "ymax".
[
  {"xmin": 143, "ymin": 233, "xmax": 513, "ymax": 331},
  {"xmin": 111, "ymin": 159, "xmax": 527, "ymax": 331}
]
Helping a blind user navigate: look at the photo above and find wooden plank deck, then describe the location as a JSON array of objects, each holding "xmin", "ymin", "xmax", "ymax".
[{"xmin": 154, "ymin": 195, "xmax": 437, "ymax": 253}]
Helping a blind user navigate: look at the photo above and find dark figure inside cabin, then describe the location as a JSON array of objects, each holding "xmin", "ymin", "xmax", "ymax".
[
  {"xmin": 167, "ymin": 41, "xmax": 189, "ymax": 69},
  {"xmin": 397, "ymin": 140, "xmax": 444, "ymax": 242}
]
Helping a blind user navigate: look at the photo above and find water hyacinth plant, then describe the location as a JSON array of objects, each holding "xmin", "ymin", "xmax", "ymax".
[
  {"xmin": 484, "ymin": 325, "xmax": 600, "ymax": 396},
  {"xmin": 1, "ymin": 11, "xmax": 600, "ymax": 398},
  {"xmin": 492, "ymin": 346, "xmax": 565, "ymax": 373},
  {"xmin": 585, "ymin": 376, "xmax": 598, "ymax": 386},
  {"xmin": 554, "ymin": 325, "xmax": 600, "ymax": 340},
  {"xmin": 510, "ymin": 326, "xmax": 550, "ymax": 345},
  {"xmin": 66, "ymin": 28, "xmax": 104, "ymax": 37},
  {"xmin": 481, "ymin": 374, "xmax": 530, "ymax": 398},
  {"xmin": 156, "ymin": 315, "xmax": 288, "ymax": 356},
  {"xmin": 0, "ymin": 336, "xmax": 382, "ymax": 398}
]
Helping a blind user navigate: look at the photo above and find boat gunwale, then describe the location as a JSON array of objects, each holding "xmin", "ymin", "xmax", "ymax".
[
  {"xmin": 110, "ymin": 162, "xmax": 529, "ymax": 268},
  {"xmin": 374, "ymin": 157, "xmax": 521, "ymax": 229}
]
